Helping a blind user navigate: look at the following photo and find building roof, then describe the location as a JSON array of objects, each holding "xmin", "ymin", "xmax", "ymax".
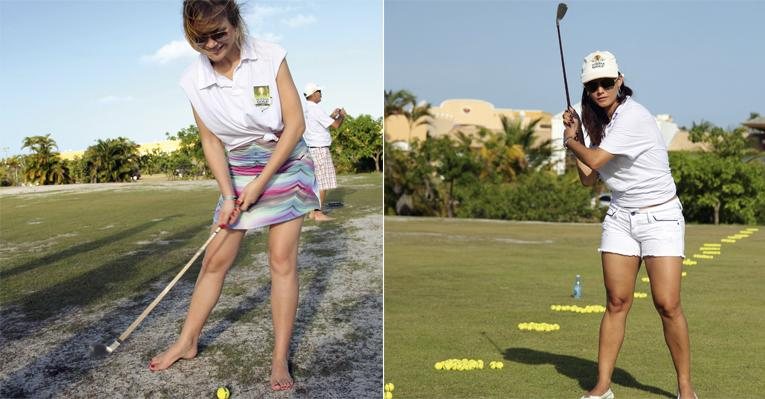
[{"xmin": 743, "ymin": 116, "xmax": 765, "ymax": 131}]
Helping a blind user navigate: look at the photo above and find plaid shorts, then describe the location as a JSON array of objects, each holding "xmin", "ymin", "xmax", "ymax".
[{"xmin": 308, "ymin": 146, "xmax": 337, "ymax": 190}]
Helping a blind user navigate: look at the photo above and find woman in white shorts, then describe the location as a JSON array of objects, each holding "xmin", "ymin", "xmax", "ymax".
[{"xmin": 562, "ymin": 51, "xmax": 697, "ymax": 399}]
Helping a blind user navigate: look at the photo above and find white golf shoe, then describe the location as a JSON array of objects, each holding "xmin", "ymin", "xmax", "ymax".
[{"xmin": 579, "ymin": 388, "xmax": 614, "ymax": 399}]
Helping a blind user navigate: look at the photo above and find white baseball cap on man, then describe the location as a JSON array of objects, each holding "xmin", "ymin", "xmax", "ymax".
[
  {"xmin": 303, "ymin": 82, "xmax": 323, "ymax": 97},
  {"xmin": 581, "ymin": 51, "xmax": 620, "ymax": 83}
]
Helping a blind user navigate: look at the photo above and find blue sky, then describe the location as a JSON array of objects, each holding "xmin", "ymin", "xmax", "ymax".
[
  {"xmin": 0, "ymin": 0, "xmax": 382, "ymax": 156},
  {"xmin": 385, "ymin": 0, "xmax": 764, "ymax": 130}
]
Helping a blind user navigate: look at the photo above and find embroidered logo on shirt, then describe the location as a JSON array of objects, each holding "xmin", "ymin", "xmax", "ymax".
[{"xmin": 253, "ymin": 85, "xmax": 272, "ymax": 108}]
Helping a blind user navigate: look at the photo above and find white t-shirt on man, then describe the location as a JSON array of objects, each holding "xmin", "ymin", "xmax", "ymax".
[
  {"xmin": 303, "ymin": 101, "xmax": 335, "ymax": 147},
  {"xmin": 179, "ymin": 37, "xmax": 286, "ymax": 151},
  {"xmin": 591, "ymin": 97, "xmax": 677, "ymax": 208}
]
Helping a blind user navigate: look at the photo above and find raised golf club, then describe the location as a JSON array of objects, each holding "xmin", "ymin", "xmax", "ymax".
[
  {"xmin": 555, "ymin": 2, "xmax": 572, "ymax": 108},
  {"xmin": 91, "ymin": 225, "xmax": 224, "ymax": 358}
]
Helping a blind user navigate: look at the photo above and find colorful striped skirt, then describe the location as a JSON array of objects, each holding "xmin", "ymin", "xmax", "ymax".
[{"xmin": 213, "ymin": 138, "xmax": 320, "ymax": 230}]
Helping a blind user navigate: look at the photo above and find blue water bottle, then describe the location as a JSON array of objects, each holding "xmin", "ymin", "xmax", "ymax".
[{"xmin": 572, "ymin": 275, "xmax": 582, "ymax": 299}]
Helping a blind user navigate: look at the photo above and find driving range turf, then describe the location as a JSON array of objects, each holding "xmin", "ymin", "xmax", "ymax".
[{"xmin": 384, "ymin": 216, "xmax": 764, "ymax": 398}]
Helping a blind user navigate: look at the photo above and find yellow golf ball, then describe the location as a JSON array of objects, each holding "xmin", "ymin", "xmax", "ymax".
[{"xmin": 216, "ymin": 386, "xmax": 230, "ymax": 399}]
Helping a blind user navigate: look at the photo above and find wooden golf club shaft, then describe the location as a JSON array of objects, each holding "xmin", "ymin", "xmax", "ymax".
[{"xmin": 116, "ymin": 226, "xmax": 223, "ymax": 343}]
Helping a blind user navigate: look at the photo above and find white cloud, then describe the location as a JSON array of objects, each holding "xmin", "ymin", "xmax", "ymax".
[
  {"xmin": 141, "ymin": 40, "xmax": 197, "ymax": 65},
  {"xmin": 282, "ymin": 14, "xmax": 317, "ymax": 28},
  {"xmin": 97, "ymin": 96, "xmax": 135, "ymax": 104},
  {"xmin": 255, "ymin": 31, "xmax": 283, "ymax": 42},
  {"xmin": 250, "ymin": 4, "xmax": 294, "ymax": 25}
]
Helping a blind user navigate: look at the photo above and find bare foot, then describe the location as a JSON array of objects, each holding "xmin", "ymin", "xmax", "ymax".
[
  {"xmin": 270, "ymin": 358, "xmax": 293, "ymax": 391},
  {"xmin": 148, "ymin": 340, "xmax": 197, "ymax": 371},
  {"xmin": 312, "ymin": 211, "xmax": 335, "ymax": 222}
]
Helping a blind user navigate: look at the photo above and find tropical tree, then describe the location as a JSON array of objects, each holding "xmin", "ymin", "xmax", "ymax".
[
  {"xmin": 426, "ymin": 133, "xmax": 480, "ymax": 217},
  {"xmin": 139, "ymin": 148, "xmax": 172, "ymax": 176},
  {"xmin": 21, "ymin": 134, "xmax": 71, "ymax": 185},
  {"xmin": 384, "ymin": 89, "xmax": 433, "ymax": 142},
  {"xmin": 0, "ymin": 155, "xmax": 25, "ymax": 186},
  {"xmin": 82, "ymin": 137, "xmax": 140, "ymax": 183},
  {"xmin": 672, "ymin": 119, "xmax": 764, "ymax": 224},
  {"xmin": 671, "ymin": 152, "xmax": 765, "ymax": 224},
  {"xmin": 166, "ymin": 125, "xmax": 209, "ymax": 179},
  {"xmin": 476, "ymin": 116, "xmax": 551, "ymax": 183},
  {"xmin": 330, "ymin": 114, "xmax": 383, "ymax": 172},
  {"xmin": 384, "ymin": 89, "xmax": 415, "ymax": 117},
  {"xmin": 384, "ymin": 140, "xmax": 441, "ymax": 216},
  {"xmin": 689, "ymin": 121, "xmax": 755, "ymax": 159}
]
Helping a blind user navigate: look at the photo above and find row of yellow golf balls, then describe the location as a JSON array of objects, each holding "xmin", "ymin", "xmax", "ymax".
[
  {"xmin": 433, "ymin": 359, "xmax": 505, "ymax": 371},
  {"xmin": 549, "ymin": 304, "xmax": 606, "ymax": 313}
]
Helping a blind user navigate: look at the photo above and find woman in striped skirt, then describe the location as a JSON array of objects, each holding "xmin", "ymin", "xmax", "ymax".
[{"xmin": 149, "ymin": 1, "xmax": 320, "ymax": 392}]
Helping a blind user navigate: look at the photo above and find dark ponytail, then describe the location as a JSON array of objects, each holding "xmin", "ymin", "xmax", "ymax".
[{"xmin": 581, "ymin": 80, "xmax": 633, "ymax": 146}]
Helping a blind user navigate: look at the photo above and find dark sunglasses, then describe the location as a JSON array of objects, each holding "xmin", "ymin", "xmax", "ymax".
[
  {"xmin": 584, "ymin": 78, "xmax": 617, "ymax": 92},
  {"xmin": 194, "ymin": 29, "xmax": 229, "ymax": 46}
]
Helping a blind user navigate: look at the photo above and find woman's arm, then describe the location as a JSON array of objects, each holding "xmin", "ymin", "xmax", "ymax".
[
  {"xmin": 562, "ymin": 107, "xmax": 615, "ymax": 172},
  {"xmin": 237, "ymin": 58, "xmax": 305, "ymax": 211},
  {"xmin": 193, "ymin": 107, "xmax": 240, "ymax": 225},
  {"xmin": 575, "ymin": 158, "xmax": 598, "ymax": 186}
]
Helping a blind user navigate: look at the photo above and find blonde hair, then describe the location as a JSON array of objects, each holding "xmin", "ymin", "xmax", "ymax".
[{"xmin": 182, "ymin": 0, "xmax": 248, "ymax": 52}]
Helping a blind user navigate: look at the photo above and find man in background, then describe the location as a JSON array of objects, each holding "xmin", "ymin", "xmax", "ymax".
[{"xmin": 303, "ymin": 82, "xmax": 346, "ymax": 221}]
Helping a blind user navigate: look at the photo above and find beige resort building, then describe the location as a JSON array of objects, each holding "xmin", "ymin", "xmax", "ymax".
[
  {"xmin": 59, "ymin": 139, "xmax": 181, "ymax": 161},
  {"xmin": 385, "ymin": 98, "xmax": 703, "ymax": 174}
]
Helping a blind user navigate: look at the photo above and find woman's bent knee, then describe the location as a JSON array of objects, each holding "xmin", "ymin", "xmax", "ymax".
[
  {"xmin": 654, "ymin": 300, "xmax": 683, "ymax": 319},
  {"xmin": 269, "ymin": 252, "xmax": 296, "ymax": 277},
  {"xmin": 606, "ymin": 296, "xmax": 633, "ymax": 314}
]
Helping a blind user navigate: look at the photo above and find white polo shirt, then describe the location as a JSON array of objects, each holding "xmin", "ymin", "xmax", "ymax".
[
  {"xmin": 593, "ymin": 97, "xmax": 677, "ymax": 208},
  {"xmin": 179, "ymin": 37, "xmax": 286, "ymax": 151},
  {"xmin": 303, "ymin": 101, "xmax": 334, "ymax": 147}
]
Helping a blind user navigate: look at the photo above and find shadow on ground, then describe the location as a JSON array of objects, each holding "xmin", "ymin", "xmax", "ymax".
[
  {"xmin": 504, "ymin": 347, "xmax": 674, "ymax": 398},
  {"xmin": 0, "ymin": 215, "xmax": 181, "ymax": 279},
  {"xmin": 0, "ymin": 221, "xmax": 209, "ymax": 341}
]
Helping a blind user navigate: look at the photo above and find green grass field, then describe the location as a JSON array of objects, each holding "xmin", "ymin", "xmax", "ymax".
[
  {"xmin": 384, "ymin": 217, "xmax": 764, "ymax": 399},
  {"xmin": 0, "ymin": 175, "xmax": 379, "ymax": 318}
]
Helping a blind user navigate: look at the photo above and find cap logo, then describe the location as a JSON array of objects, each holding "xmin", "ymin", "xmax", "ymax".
[{"xmin": 590, "ymin": 54, "xmax": 605, "ymax": 69}]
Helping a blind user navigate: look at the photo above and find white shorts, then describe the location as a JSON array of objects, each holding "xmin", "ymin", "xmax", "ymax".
[{"xmin": 599, "ymin": 197, "xmax": 685, "ymax": 258}]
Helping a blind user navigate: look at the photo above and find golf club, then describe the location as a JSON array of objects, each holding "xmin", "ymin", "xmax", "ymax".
[
  {"xmin": 555, "ymin": 2, "xmax": 571, "ymax": 108},
  {"xmin": 91, "ymin": 225, "xmax": 224, "ymax": 358}
]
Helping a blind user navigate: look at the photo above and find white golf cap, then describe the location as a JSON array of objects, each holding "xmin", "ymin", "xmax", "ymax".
[
  {"xmin": 303, "ymin": 82, "xmax": 323, "ymax": 97},
  {"xmin": 581, "ymin": 51, "xmax": 620, "ymax": 83}
]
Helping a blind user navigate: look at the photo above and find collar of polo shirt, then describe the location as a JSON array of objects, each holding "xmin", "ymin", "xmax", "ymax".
[{"xmin": 197, "ymin": 37, "xmax": 259, "ymax": 90}]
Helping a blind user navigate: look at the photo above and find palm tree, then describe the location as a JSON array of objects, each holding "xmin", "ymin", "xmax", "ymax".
[
  {"xmin": 384, "ymin": 89, "xmax": 433, "ymax": 142},
  {"xmin": 21, "ymin": 134, "xmax": 70, "ymax": 185},
  {"xmin": 384, "ymin": 90, "xmax": 415, "ymax": 117},
  {"xmin": 498, "ymin": 115, "xmax": 552, "ymax": 168},
  {"xmin": 83, "ymin": 137, "xmax": 140, "ymax": 183}
]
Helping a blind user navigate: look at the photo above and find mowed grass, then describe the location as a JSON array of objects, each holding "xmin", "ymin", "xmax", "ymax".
[
  {"xmin": 0, "ymin": 173, "xmax": 380, "ymax": 323},
  {"xmin": 384, "ymin": 217, "xmax": 764, "ymax": 398}
]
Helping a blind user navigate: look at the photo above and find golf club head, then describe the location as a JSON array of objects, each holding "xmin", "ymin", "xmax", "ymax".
[
  {"xmin": 91, "ymin": 340, "xmax": 120, "ymax": 358},
  {"xmin": 556, "ymin": 3, "xmax": 568, "ymax": 23}
]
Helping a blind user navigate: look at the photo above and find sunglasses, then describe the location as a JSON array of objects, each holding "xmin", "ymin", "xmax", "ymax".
[
  {"xmin": 194, "ymin": 29, "xmax": 229, "ymax": 47},
  {"xmin": 584, "ymin": 78, "xmax": 617, "ymax": 92}
]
